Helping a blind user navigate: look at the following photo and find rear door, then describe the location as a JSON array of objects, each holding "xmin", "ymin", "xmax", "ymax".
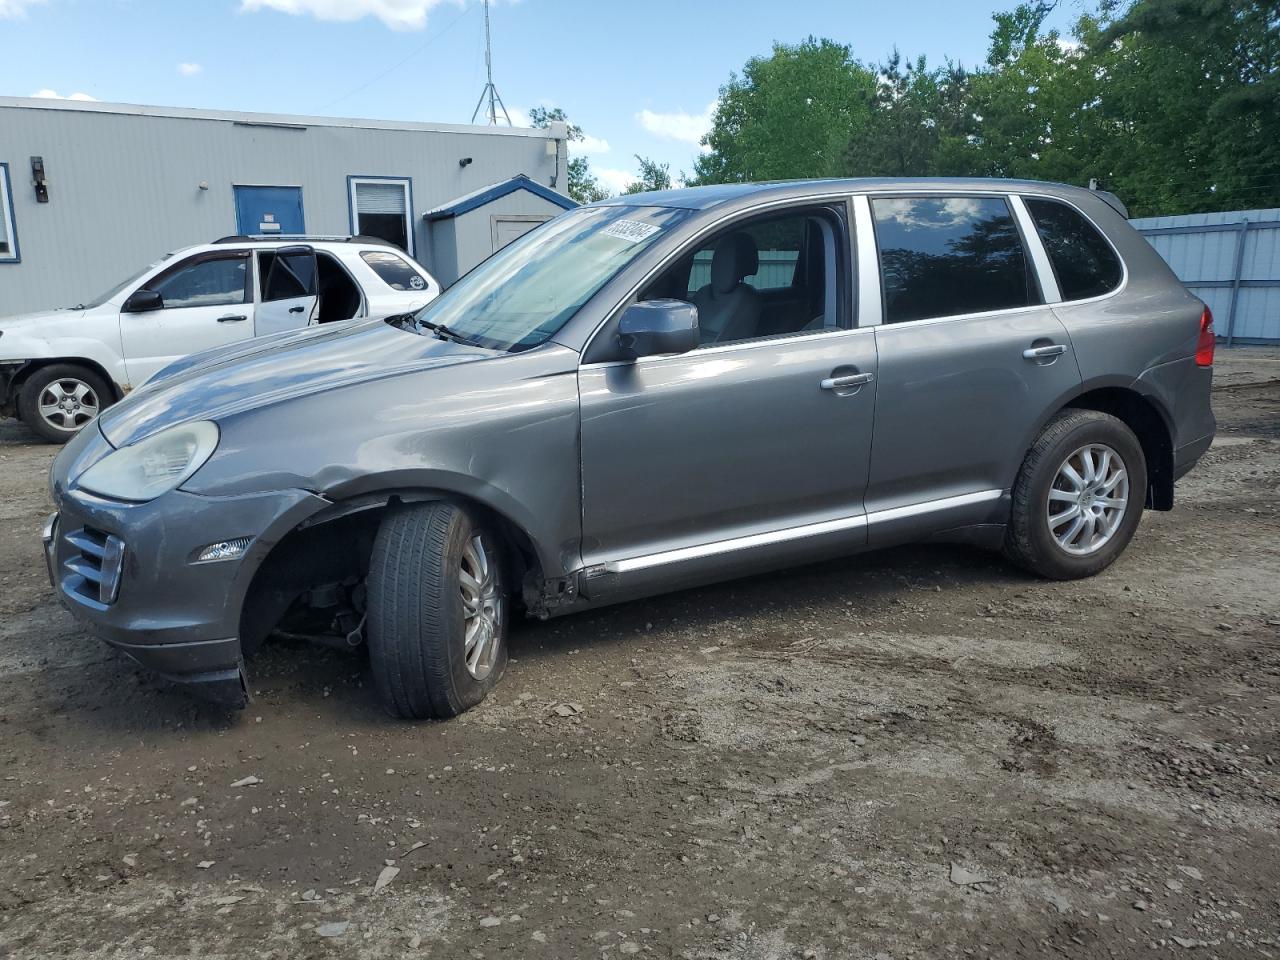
[
  {"xmin": 861, "ymin": 193, "xmax": 1081, "ymax": 544},
  {"xmin": 119, "ymin": 250, "xmax": 255, "ymax": 386},
  {"xmin": 255, "ymin": 246, "xmax": 318, "ymax": 335}
]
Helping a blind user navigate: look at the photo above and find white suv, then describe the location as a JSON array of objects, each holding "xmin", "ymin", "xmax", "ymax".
[{"xmin": 0, "ymin": 236, "xmax": 439, "ymax": 442}]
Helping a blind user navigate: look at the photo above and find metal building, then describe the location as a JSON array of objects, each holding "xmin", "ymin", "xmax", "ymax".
[
  {"xmin": 1131, "ymin": 208, "xmax": 1280, "ymax": 344},
  {"xmin": 0, "ymin": 97, "xmax": 573, "ymax": 315}
]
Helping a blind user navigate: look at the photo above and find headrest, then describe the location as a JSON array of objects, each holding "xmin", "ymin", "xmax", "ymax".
[{"xmin": 710, "ymin": 233, "xmax": 759, "ymax": 295}]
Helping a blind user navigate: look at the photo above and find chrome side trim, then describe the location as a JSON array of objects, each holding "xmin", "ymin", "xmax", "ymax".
[
  {"xmin": 1009, "ymin": 194, "xmax": 1062, "ymax": 304},
  {"xmin": 863, "ymin": 488, "xmax": 1003, "ymax": 524},
  {"xmin": 605, "ymin": 513, "xmax": 867, "ymax": 574},
  {"xmin": 603, "ymin": 489, "xmax": 1003, "ymax": 574}
]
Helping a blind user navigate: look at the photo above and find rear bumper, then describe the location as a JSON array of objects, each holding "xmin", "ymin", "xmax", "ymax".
[
  {"xmin": 45, "ymin": 442, "xmax": 329, "ymax": 703},
  {"xmin": 1173, "ymin": 432, "xmax": 1214, "ymax": 481}
]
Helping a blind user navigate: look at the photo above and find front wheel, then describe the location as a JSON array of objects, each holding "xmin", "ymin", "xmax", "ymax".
[
  {"xmin": 366, "ymin": 502, "xmax": 508, "ymax": 719},
  {"xmin": 18, "ymin": 363, "xmax": 112, "ymax": 444},
  {"xmin": 1004, "ymin": 410, "xmax": 1147, "ymax": 580}
]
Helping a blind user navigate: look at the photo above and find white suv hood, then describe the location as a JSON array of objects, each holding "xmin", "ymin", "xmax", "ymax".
[{"xmin": 0, "ymin": 308, "xmax": 88, "ymax": 332}]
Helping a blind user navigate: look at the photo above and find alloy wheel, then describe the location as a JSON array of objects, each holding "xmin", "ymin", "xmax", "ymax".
[
  {"xmin": 1046, "ymin": 442, "xmax": 1130, "ymax": 556},
  {"xmin": 458, "ymin": 534, "xmax": 501, "ymax": 680},
  {"xmin": 38, "ymin": 378, "xmax": 100, "ymax": 432}
]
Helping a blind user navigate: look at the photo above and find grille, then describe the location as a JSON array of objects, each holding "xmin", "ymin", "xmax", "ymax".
[{"xmin": 63, "ymin": 526, "xmax": 125, "ymax": 606}]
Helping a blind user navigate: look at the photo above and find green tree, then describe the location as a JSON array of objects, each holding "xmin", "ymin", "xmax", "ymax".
[
  {"xmin": 622, "ymin": 155, "xmax": 674, "ymax": 194},
  {"xmin": 961, "ymin": 8, "xmax": 1101, "ymax": 185},
  {"xmin": 1082, "ymin": 0, "xmax": 1280, "ymax": 214},
  {"xmin": 527, "ymin": 106, "xmax": 611, "ymax": 203},
  {"xmin": 692, "ymin": 37, "xmax": 878, "ymax": 184},
  {"xmin": 845, "ymin": 51, "xmax": 973, "ymax": 177}
]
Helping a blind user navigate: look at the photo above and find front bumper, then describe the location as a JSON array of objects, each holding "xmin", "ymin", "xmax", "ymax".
[{"xmin": 46, "ymin": 445, "xmax": 328, "ymax": 704}]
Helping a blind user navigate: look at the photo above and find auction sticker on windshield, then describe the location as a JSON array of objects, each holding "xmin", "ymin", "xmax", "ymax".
[{"xmin": 601, "ymin": 219, "xmax": 662, "ymax": 244}]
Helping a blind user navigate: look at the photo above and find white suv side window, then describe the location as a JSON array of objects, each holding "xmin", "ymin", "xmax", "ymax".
[
  {"xmin": 148, "ymin": 256, "xmax": 250, "ymax": 309},
  {"xmin": 360, "ymin": 250, "xmax": 429, "ymax": 292}
]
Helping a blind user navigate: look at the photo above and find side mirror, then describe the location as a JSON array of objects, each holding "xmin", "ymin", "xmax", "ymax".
[
  {"xmin": 122, "ymin": 289, "xmax": 163, "ymax": 312},
  {"xmin": 617, "ymin": 299, "xmax": 699, "ymax": 360}
]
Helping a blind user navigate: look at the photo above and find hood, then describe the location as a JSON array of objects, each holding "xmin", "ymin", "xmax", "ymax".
[
  {"xmin": 97, "ymin": 318, "xmax": 496, "ymax": 448},
  {"xmin": 0, "ymin": 308, "xmax": 88, "ymax": 336}
]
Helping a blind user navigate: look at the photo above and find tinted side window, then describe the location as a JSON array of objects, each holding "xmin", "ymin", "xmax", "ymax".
[
  {"xmin": 258, "ymin": 251, "xmax": 317, "ymax": 301},
  {"xmin": 361, "ymin": 250, "xmax": 429, "ymax": 292},
  {"xmin": 872, "ymin": 196, "xmax": 1037, "ymax": 324},
  {"xmin": 148, "ymin": 256, "xmax": 248, "ymax": 309},
  {"xmin": 1024, "ymin": 197, "xmax": 1123, "ymax": 300}
]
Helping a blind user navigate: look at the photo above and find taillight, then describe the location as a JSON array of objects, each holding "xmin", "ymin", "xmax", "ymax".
[{"xmin": 1195, "ymin": 306, "xmax": 1215, "ymax": 367}]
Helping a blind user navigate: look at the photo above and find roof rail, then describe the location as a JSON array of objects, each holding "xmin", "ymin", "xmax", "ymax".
[{"xmin": 211, "ymin": 233, "xmax": 396, "ymax": 245}]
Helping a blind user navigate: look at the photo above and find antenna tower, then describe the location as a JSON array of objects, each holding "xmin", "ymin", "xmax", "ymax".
[{"xmin": 471, "ymin": 0, "xmax": 511, "ymax": 126}]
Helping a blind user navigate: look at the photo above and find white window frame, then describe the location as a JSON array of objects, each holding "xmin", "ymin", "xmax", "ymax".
[
  {"xmin": 348, "ymin": 176, "xmax": 414, "ymax": 256},
  {"xmin": 0, "ymin": 163, "xmax": 19, "ymax": 264}
]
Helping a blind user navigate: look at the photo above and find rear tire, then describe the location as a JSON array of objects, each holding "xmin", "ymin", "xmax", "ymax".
[
  {"xmin": 1004, "ymin": 409, "xmax": 1147, "ymax": 580},
  {"xmin": 18, "ymin": 363, "xmax": 112, "ymax": 444},
  {"xmin": 366, "ymin": 502, "xmax": 508, "ymax": 719}
]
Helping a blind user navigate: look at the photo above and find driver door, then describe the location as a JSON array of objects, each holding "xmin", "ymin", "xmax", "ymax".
[
  {"xmin": 255, "ymin": 246, "xmax": 318, "ymax": 335},
  {"xmin": 576, "ymin": 202, "xmax": 878, "ymax": 602},
  {"xmin": 119, "ymin": 250, "xmax": 255, "ymax": 387}
]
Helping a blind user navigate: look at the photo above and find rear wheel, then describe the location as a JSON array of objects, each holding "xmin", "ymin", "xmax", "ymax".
[
  {"xmin": 1004, "ymin": 409, "xmax": 1147, "ymax": 580},
  {"xmin": 366, "ymin": 502, "xmax": 508, "ymax": 719},
  {"xmin": 18, "ymin": 363, "xmax": 112, "ymax": 444}
]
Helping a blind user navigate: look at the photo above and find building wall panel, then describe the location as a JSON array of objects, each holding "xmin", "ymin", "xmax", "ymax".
[{"xmin": 0, "ymin": 98, "xmax": 566, "ymax": 314}]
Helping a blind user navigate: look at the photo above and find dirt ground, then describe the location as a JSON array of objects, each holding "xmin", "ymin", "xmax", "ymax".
[{"xmin": 0, "ymin": 350, "xmax": 1277, "ymax": 960}]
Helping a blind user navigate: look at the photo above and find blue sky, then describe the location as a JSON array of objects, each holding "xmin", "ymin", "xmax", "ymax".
[{"xmin": 0, "ymin": 0, "xmax": 1082, "ymax": 193}]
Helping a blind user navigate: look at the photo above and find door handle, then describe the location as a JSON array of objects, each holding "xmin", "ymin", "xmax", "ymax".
[
  {"xmin": 1023, "ymin": 344, "xmax": 1067, "ymax": 360},
  {"xmin": 216, "ymin": 314, "xmax": 248, "ymax": 323},
  {"xmin": 820, "ymin": 372, "xmax": 875, "ymax": 390},
  {"xmin": 289, "ymin": 305, "xmax": 305, "ymax": 314}
]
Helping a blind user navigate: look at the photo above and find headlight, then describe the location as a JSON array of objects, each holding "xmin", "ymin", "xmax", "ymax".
[{"xmin": 77, "ymin": 421, "xmax": 219, "ymax": 502}]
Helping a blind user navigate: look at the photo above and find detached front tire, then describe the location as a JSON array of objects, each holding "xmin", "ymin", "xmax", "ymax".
[
  {"xmin": 366, "ymin": 502, "xmax": 508, "ymax": 719},
  {"xmin": 18, "ymin": 363, "xmax": 112, "ymax": 444},
  {"xmin": 1004, "ymin": 409, "xmax": 1147, "ymax": 580}
]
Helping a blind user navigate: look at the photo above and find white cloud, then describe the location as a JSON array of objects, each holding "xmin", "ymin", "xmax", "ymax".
[
  {"xmin": 239, "ymin": 0, "xmax": 458, "ymax": 31},
  {"xmin": 594, "ymin": 167, "xmax": 636, "ymax": 195},
  {"xmin": 637, "ymin": 101, "xmax": 716, "ymax": 151},
  {"xmin": 0, "ymin": 0, "xmax": 46, "ymax": 19},
  {"xmin": 576, "ymin": 133, "xmax": 610, "ymax": 155},
  {"xmin": 178, "ymin": 62, "xmax": 203, "ymax": 76},
  {"xmin": 31, "ymin": 88, "xmax": 97, "ymax": 101}
]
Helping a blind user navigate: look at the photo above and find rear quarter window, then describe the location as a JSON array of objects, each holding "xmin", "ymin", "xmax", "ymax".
[
  {"xmin": 1024, "ymin": 197, "xmax": 1123, "ymax": 301},
  {"xmin": 360, "ymin": 250, "xmax": 430, "ymax": 292}
]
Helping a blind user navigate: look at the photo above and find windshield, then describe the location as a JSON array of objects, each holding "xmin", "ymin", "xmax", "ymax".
[
  {"xmin": 75, "ymin": 254, "xmax": 173, "ymax": 309},
  {"xmin": 409, "ymin": 204, "xmax": 690, "ymax": 351}
]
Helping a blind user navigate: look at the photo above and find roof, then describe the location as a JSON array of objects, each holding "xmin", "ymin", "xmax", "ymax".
[
  {"xmin": 0, "ymin": 96, "xmax": 555, "ymax": 140},
  {"xmin": 601, "ymin": 177, "xmax": 1126, "ymax": 215},
  {"xmin": 423, "ymin": 175, "xmax": 578, "ymax": 221}
]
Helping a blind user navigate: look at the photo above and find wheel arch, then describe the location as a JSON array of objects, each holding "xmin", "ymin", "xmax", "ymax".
[
  {"xmin": 237, "ymin": 485, "xmax": 549, "ymax": 654},
  {"xmin": 11, "ymin": 357, "xmax": 125, "ymax": 410},
  {"xmin": 1052, "ymin": 381, "xmax": 1175, "ymax": 510}
]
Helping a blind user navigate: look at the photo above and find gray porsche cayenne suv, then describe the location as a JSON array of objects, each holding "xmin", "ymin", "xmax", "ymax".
[{"xmin": 45, "ymin": 178, "xmax": 1216, "ymax": 718}]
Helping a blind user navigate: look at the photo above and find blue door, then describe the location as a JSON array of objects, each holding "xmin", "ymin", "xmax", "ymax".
[{"xmin": 233, "ymin": 185, "xmax": 305, "ymax": 236}]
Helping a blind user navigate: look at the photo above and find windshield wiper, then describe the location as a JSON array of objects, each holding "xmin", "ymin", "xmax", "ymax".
[{"xmin": 417, "ymin": 317, "xmax": 482, "ymax": 347}]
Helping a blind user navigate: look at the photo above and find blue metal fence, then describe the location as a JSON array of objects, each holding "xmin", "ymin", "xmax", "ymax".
[{"xmin": 1131, "ymin": 208, "xmax": 1280, "ymax": 345}]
